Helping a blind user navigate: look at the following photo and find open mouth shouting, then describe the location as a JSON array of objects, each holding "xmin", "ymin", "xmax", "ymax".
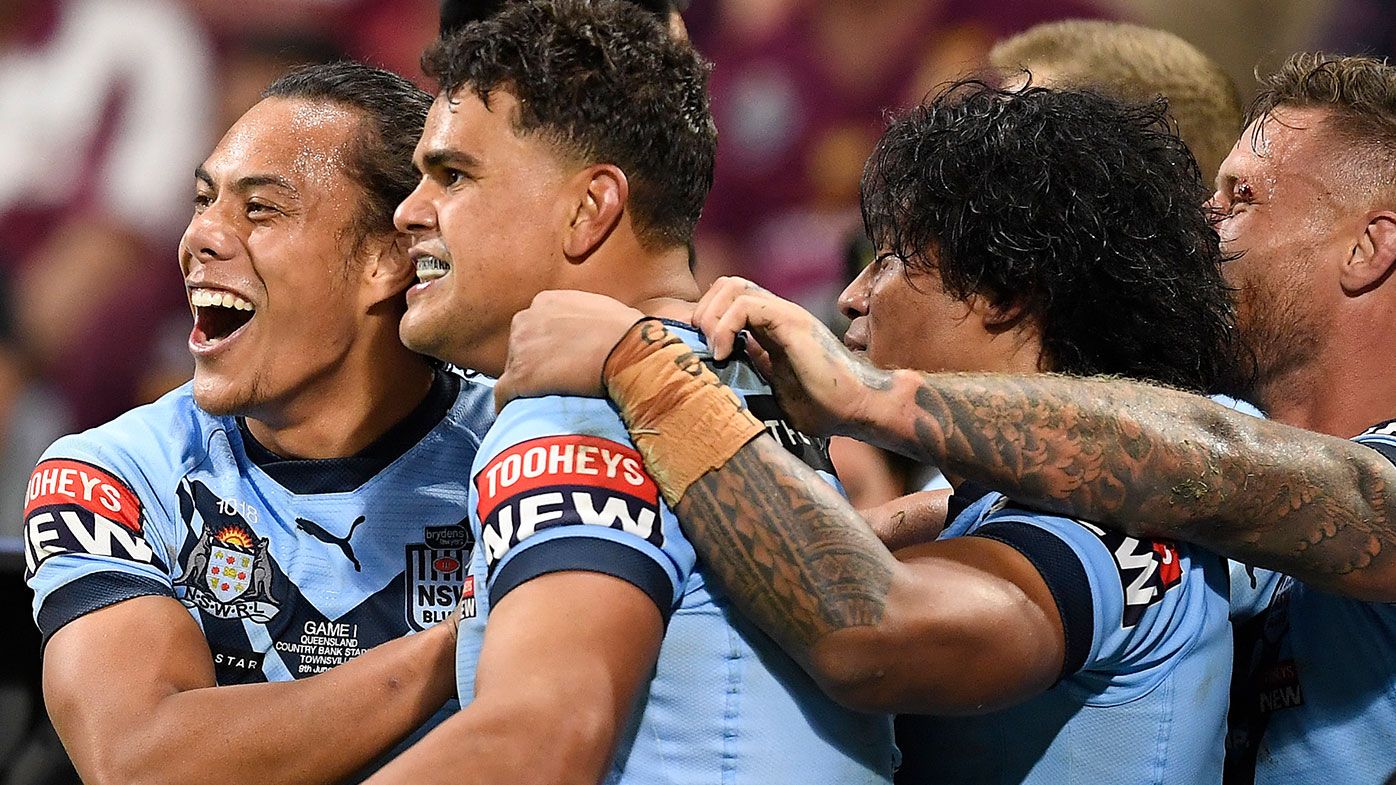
[{"xmin": 189, "ymin": 287, "xmax": 256, "ymax": 355}]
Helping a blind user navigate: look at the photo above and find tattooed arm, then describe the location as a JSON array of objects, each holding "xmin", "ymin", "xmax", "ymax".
[
  {"xmin": 675, "ymin": 434, "xmax": 1067, "ymax": 714},
  {"xmin": 496, "ymin": 291, "xmax": 1069, "ymax": 713},
  {"xmin": 692, "ymin": 278, "xmax": 1396, "ymax": 602}
]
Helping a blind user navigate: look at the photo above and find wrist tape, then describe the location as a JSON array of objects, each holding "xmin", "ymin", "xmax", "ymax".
[{"xmin": 603, "ymin": 319, "xmax": 765, "ymax": 506}]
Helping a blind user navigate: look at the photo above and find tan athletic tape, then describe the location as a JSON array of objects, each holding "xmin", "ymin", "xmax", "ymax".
[{"xmin": 604, "ymin": 320, "xmax": 765, "ymax": 507}]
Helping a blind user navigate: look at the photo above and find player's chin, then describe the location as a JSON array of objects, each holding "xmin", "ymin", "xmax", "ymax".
[
  {"xmin": 399, "ymin": 309, "xmax": 452, "ymax": 361},
  {"xmin": 191, "ymin": 369, "xmax": 257, "ymax": 417}
]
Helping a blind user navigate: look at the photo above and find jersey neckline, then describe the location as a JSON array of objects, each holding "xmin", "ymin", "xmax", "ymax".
[{"xmin": 236, "ymin": 368, "xmax": 460, "ymax": 494}]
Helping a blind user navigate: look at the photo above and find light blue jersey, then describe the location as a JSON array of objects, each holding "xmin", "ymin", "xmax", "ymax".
[
  {"xmin": 25, "ymin": 370, "xmax": 493, "ymax": 692},
  {"xmin": 455, "ymin": 322, "xmax": 895, "ymax": 785},
  {"xmin": 1226, "ymin": 422, "xmax": 1396, "ymax": 785},
  {"xmin": 897, "ymin": 486, "xmax": 1232, "ymax": 784}
]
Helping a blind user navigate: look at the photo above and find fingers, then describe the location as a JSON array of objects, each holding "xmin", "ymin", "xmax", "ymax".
[
  {"xmin": 744, "ymin": 333, "xmax": 776, "ymax": 380},
  {"xmin": 695, "ymin": 277, "xmax": 785, "ymax": 361}
]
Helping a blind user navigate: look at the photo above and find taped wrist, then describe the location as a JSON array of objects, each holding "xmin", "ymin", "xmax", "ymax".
[{"xmin": 603, "ymin": 319, "xmax": 765, "ymax": 506}]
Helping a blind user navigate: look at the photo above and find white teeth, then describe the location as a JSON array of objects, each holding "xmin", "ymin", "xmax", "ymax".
[
  {"xmin": 415, "ymin": 256, "xmax": 450, "ymax": 282},
  {"xmin": 191, "ymin": 288, "xmax": 255, "ymax": 311}
]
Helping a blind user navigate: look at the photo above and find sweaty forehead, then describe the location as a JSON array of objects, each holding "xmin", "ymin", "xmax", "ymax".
[
  {"xmin": 419, "ymin": 90, "xmax": 511, "ymax": 151},
  {"xmin": 206, "ymin": 97, "xmax": 361, "ymax": 189}
]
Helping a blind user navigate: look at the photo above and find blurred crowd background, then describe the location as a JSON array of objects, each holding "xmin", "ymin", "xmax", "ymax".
[{"xmin": 0, "ymin": 0, "xmax": 1392, "ymax": 780}]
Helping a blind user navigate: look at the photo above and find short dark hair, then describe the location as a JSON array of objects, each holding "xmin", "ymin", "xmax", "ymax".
[
  {"xmin": 861, "ymin": 79, "xmax": 1240, "ymax": 393},
  {"xmin": 422, "ymin": 0, "xmax": 716, "ymax": 249},
  {"xmin": 263, "ymin": 61, "xmax": 432, "ymax": 248},
  {"xmin": 1249, "ymin": 53, "xmax": 1396, "ymax": 199}
]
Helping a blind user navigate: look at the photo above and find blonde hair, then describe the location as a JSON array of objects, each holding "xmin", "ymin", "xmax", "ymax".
[{"xmin": 989, "ymin": 20, "xmax": 1242, "ymax": 181}]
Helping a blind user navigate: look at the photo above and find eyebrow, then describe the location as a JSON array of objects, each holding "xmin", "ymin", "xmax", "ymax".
[
  {"xmin": 194, "ymin": 167, "xmax": 300, "ymax": 197},
  {"xmin": 420, "ymin": 149, "xmax": 482, "ymax": 172}
]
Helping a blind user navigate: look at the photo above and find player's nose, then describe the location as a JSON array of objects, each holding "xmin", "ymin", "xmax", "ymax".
[
  {"xmin": 838, "ymin": 264, "xmax": 873, "ymax": 320},
  {"xmin": 180, "ymin": 207, "xmax": 239, "ymax": 268},
  {"xmin": 394, "ymin": 180, "xmax": 437, "ymax": 236}
]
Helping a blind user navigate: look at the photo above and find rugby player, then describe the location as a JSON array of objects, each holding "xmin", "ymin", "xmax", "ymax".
[
  {"xmin": 496, "ymin": 80, "xmax": 1244, "ymax": 783},
  {"xmin": 24, "ymin": 62, "xmax": 495, "ymax": 784},
  {"xmin": 363, "ymin": 2, "xmax": 893, "ymax": 783},
  {"xmin": 508, "ymin": 53, "xmax": 1396, "ymax": 785}
]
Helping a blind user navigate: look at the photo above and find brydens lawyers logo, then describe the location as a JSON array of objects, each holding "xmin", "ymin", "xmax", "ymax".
[
  {"xmin": 23, "ymin": 459, "xmax": 162, "ymax": 578},
  {"xmin": 474, "ymin": 435, "xmax": 662, "ymax": 572},
  {"xmin": 406, "ymin": 524, "xmax": 473, "ymax": 631}
]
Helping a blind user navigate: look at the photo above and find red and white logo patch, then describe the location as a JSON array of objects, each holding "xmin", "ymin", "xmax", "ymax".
[
  {"xmin": 474, "ymin": 435, "xmax": 662, "ymax": 572},
  {"xmin": 25, "ymin": 459, "xmax": 142, "ymax": 532},
  {"xmin": 24, "ymin": 459, "xmax": 158, "ymax": 577}
]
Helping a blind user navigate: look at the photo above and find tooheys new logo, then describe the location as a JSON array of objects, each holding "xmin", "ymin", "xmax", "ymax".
[
  {"xmin": 23, "ymin": 459, "xmax": 163, "ymax": 578},
  {"xmin": 474, "ymin": 435, "xmax": 662, "ymax": 574}
]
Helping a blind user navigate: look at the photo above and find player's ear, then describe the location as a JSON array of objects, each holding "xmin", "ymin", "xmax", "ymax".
[
  {"xmin": 1341, "ymin": 211, "xmax": 1396, "ymax": 294},
  {"xmin": 359, "ymin": 232, "xmax": 416, "ymax": 307},
  {"xmin": 972, "ymin": 293, "xmax": 1028, "ymax": 332},
  {"xmin": 562, "ymin": 164, "xmax": 628, "ymax": 261}
]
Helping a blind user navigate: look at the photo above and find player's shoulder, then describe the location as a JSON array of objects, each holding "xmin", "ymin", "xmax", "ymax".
[
  {"xmin": 441, "ymin": 367, "xmax": 498, "ymax": 441},
  {"xmin": 37, "ymin": 382, "xmax": 222, "ymax": 487}
]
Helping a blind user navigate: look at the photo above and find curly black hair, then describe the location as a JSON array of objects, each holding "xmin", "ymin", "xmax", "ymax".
[
  {"xmin": 263, "ymin": 61, "xmax": 431, "ymax": 248},
  {"xmin": 423, "ymin": 0, "xmax": 715, "ymax": 249},
  {"xmin": 439, "ymin": 0, "xmax": 688, "ymax": 33},
  {"xmin": 860, "ymin": 79, "xmax": 1241, "ymax": 394}
]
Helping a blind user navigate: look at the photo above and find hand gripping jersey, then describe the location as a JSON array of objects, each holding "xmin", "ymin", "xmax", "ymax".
[
  {"xmin": 1225, "ymin": 422, "xmax": 1396, "ymax": 785},
  {"xmin": 25, "ymin": 370, "xmax": 494, "ymax": 690},
  {"xmin": 896, "ymin": 486, "xmax": 1233, "ymax": 784},
  {"xmin": 456, "ymin": 322, "xmax": 895, "ymax": 785}
]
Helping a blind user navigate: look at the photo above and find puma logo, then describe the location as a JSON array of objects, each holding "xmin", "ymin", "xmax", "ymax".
[{"xmin": 295, "ymin": 515, "xmax": 367, "ymax": 571}]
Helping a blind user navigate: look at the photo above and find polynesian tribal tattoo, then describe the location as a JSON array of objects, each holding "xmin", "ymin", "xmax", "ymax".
[
  {"xmin": 865, "ymin": 372, "xmax": 1396, "ymax": 591},
  {"xmin": 677, "ymin": 437, "xmax": 894, "ymax": 650}
]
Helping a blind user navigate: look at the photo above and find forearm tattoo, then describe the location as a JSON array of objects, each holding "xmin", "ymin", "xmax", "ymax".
[
  {"xmin": 873, "ymin": 373, "xmax": 1395, "ymax": 586},
  {"xmin": 677, "ymin": 437, "xmax": 893, "ymax": 652}
]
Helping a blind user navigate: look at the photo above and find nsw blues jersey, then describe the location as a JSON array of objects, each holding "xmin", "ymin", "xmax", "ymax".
[
  {"xmin": 24, "ymin": 370, "xmax": 494, "ymax": 689},
  {"xmin": 897, "ymin": 487, "xmax": 1232, "ymax": 784},
  {"xmin": 456, "ymin": 322, "xmax": 895, "ymax": 785},
  {"xmin": 1226, "ymin": 422, "xmax": 1396, "ymax": 785}
]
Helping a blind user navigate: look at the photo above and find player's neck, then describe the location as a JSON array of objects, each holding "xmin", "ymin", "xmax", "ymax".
[
  {"xmin": 244, "ymin": 335, "xmax": 436, "ymax": 460},
  {"xmin": 576, "ymin": 242, "xmax": 700, "ymax": 320},
  {"xmin": 1261, "ymin": 339, "xmax": 1396, "ymax": 437}
]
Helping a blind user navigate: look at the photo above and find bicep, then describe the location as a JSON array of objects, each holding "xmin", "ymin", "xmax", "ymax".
[
  {"xmin": 471, "ymin": 571, "xmax": 664, "ymax": 780},
  {"xmin": 819, "ymin": 536, "xmax": 1066, "ymax": 714},
  {"xmin": 43, "ymin": 595, "xmax": 215, "ymax": 773}
]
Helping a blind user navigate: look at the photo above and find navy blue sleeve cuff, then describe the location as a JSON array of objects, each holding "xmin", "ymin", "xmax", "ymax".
[
  {"xmin": 37, "ymin": 572, "xmax": 175, "ymax": 648},
  {"xmin": 969, "ymin": 520, "xmax": 1094, "ymax": 680},
  {"xmin": 490, "ymin": 537, "xmax": 676, "ymax": 622},
  {"xmin": 1355, "ymin": 436, "xmax": 1396, "ymax": 467}
]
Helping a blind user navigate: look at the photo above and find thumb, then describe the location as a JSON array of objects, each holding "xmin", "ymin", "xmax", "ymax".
[{"xmin": 493, "ymin": 372, "xmax": 515, "ymax": 413}]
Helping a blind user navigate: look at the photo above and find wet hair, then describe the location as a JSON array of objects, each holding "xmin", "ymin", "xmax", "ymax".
[
  {"xmin": 422, "ymin": 0, "xmax": 716, "ymax": 248},
  {"xmin": 262, "ymin": 61, "xmax": 432, "ymax": 248},
  {"xmin": 988, "ymin": 20, "xmax": 1243, "ymax": 180},
  {"xmin": 861, "ymin": 79, "xmax": 1240, "ymax": 393},
  {"xmin": 1249, "ymin": 52, "xmax": 1396, "ymax": 202}
]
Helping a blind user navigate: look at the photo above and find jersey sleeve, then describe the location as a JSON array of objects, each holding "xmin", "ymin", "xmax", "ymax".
[
  {"xmin": 1228, "ymin": 560, "xmax": 1286, "ymax": 622},
  {"xmin": 1353, "ymin": 420, "xmax": 1396, "ymax": 466},
  {"xmin": 967, "ymin": 505, "xmax": 1206, "ymax": 690},
  {"xmin": 24, "ymin": 436, "xmax": 178, "ymax": 644},
  {"xmin": 470, "ymin": 396, "xmax": 696, "ymax": 619}
]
